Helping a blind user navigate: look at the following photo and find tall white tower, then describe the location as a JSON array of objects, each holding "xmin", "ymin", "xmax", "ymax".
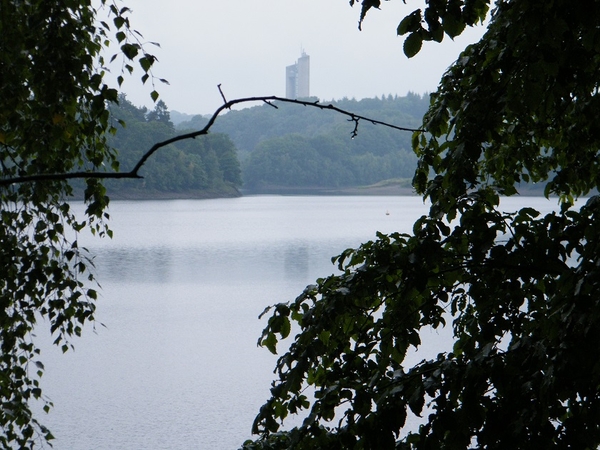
[{"xmin": 286, "ymin": 51, "xmax": 310, "ymax": 98}]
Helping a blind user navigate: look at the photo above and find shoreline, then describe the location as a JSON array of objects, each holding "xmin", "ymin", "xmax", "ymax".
[
  {"xmin": 241, "ymin": 184, "xmax": 418, "ymax": 196},
  {"xmin": 79, "ymin": 181, "xmax": 554, "ymax": 201}
]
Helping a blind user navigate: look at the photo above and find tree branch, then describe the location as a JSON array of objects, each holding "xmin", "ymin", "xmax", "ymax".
[{"xmin": 0, "ymin": 96, "xmax": 421, "ymax": 186}]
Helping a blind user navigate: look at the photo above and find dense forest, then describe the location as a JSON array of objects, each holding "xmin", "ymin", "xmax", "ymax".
[
  {"xmin": 102, "ymin": 95, "xmax": 242, "ymax": 198},
  {"xmin": 177, "ymin": 93, "xmax": 429, "ymax": 191}
]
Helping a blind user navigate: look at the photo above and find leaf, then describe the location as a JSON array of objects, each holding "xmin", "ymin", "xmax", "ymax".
[
  {"xmin": 150, "ymin": 90, "xmax": 159, "ymax": 102},
  {"xmin": 113, "ymin": 16, "xmax": 125, "ymax": 30},
  {"xmin": 407, "ymin": 381, "xmax": 425, "ymax": 416},
  {"xmin": 261, "ymin": 333, "xmax": 278, "ymax": 355},
  {"xmin": 358, "ymin": 0, "xmax": 381, "ymax": 30},
  {"xmin": 431, "ymin": 24, "xmax": 444, "ymax": 43},
  {"xmin": 139, "ymin": 56, "xmax": 152, "ymax": 73},
  {"xmin": 403, "ymin": 33, "xmax": 423, "ymax": 58},
  {"xmin": 442, "ymin": 12, "xmax": 466, "ymax": 39},
  {"xmin": 397, "ymin": 10, "xmax": 422, "ymax": 36},
  {"xmin": 120, "ymin": 43, "xmax": 139, "ymax": 60},
  {"xmin": 280, "ymin": 317, "xmax": 291, "ymax": 339}
]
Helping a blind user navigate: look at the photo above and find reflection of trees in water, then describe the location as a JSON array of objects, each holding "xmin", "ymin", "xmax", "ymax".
[
  {"xmin": 284, "ymin": 243, "xmax": 309, "ymax": 281},
  {"xmin": 93, "ymin": 244, "xmax": 279, "ymax": 285},
  {"xmin": 93, "ymin": 246, "xmax": 173, "ymax": 284},
  {"xmin": 92, "ymin": 240, "xmax": 332, "ymax": 286}
]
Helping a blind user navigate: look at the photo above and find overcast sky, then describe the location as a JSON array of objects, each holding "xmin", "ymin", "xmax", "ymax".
[{"xmin": 112, "ymin": 1, "xmax": 487, "ymax": 115}]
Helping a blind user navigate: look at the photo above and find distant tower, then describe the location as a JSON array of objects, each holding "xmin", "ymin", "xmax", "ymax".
[{"xmin": 286, "ymin": 51, "xmax": 310, "ymax": 98}]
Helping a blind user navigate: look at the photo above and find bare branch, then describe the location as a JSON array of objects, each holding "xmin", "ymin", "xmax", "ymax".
[{"xmin": 0, "ymin": 96, "xmax": 421, "ymax": 186}]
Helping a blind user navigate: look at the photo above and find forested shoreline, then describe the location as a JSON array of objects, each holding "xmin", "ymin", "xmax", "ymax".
[
  {"xmin": 86, "ymin": 95, "xmax": 243, "ymax": 200},
  {"xmin": 99, "ymin": 93, "xmax": 430, "ymax": 199}
]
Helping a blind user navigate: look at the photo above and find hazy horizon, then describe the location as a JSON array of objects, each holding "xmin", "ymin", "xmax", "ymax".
[{"xmin": 109, "ymin": 1, "xmax": 487, "ymax": 115}]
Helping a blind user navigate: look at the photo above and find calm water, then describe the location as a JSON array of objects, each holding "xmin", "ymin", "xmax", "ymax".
[{"xmin": 34, "ymin": 195, "xmax": 561, "ymax": 449}]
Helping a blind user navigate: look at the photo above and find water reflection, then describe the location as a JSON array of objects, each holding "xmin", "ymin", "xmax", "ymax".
[
  {"xmin": 284, "ymin": 242, "xmax": 310, "ymax": 280},
  {"xmin": 93, "ymin": 246, "xmax": 174, "ymax": 283},
  {"xmin": 44, "ymin": 195, "xmax": 534, "ymax": 449},
  {"xmin": 91, "ymin": 239, "xmax": 339, "ymax": 287}
]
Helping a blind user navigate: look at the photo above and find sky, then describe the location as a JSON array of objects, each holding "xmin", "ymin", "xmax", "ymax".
[{"xmin": 110, "ymin": 0, "xmax": 487, "ymax": 115}]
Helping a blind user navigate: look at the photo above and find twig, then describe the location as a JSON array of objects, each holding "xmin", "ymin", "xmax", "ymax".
[
  {"xmin": 348, "ymin": 115, "xmax": 360, "ymax": 139},
  {"xmin": 217, "ymin": 84, "xmax": 228, "ymax": 107}
]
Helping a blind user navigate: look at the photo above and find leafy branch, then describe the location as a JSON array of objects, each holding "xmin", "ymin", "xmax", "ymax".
[{"xmin": 0, "ymin": 95, "xmax": 420, "ymax": 186}]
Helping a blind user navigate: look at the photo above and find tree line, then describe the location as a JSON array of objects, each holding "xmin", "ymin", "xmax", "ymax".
[
  {"xmin": 100, "ymin": 95, "xmax": 242, "ymax": 198},
  {"xmin": 177, "ymin": 94, "xmax": 428, "ymax": 190},
  {"xmin": 99, "ymin": 93, "xmax": 428, "ymax": 195}
]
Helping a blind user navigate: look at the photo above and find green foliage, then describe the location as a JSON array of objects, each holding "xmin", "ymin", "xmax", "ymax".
[
  {"xmin": 243, "ymin": 133, "xmax": 415, "ymax": 189},
  {"xmin": 0, "ymin": 1, "xmax": 160, "ymax": 446},
  {"xmin": 107, "ymin": 95, "xmax": 242, "ymax": 196},
  {"xmin": 352, "ymin": 0, "xmax": 489, "ymax": 55},
  {"xmin": 245, "ymin": 1, "xmax": 600, "ymax": 448}
]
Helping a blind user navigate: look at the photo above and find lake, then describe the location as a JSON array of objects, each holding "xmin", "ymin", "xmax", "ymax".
[{"xmin": 34, "ymin": 195, "xmax": 562, "ymax": 449}]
